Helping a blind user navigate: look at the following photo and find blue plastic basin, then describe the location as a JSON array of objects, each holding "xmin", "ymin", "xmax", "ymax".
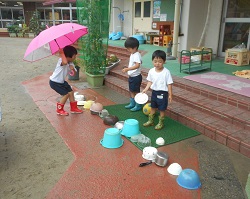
[
  {"xmin": 132, "ymin": 35, "xmax": 145, "ymax": 44},
  {"xmin": 176, "ymin": 169, "xmax": 201, "ymax": 190},
  {"xmin": 100, "ymin": 127, "xmax": 124, "ymax": 149},
  {"xmin": 120, "ymin": 119, "xmax": 140, "ymax": 137}
]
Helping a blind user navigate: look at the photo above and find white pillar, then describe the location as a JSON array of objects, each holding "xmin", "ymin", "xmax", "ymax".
[{"xmin": 172, "ymin": 0, "xmax": 181, "ymax": 57}]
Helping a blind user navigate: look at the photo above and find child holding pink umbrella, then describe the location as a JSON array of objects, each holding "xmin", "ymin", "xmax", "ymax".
[{"xmin": 49, "ymin": 45, "xmax": 83, "ymax": 116}]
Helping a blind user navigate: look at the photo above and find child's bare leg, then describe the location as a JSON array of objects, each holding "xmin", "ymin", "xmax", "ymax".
[
  {"xmin": 68, "ymin": 91, "xmax": 74, "ymax": 102},
  {"xmin": 159, "ymin": 110, "xmax": 165, "ymax": 117},
  {"xmin": 60, "ymin": 94, "xmax": 69, "ymax": 104}
]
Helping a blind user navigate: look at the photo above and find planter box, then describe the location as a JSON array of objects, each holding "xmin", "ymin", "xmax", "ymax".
[
  {"xmin": 105, "ymin": 59, "xmax": 121, "ymax": 74},
  {"xmin": 224, "ymin": 50, "xmax": 249, "ymax": 66},
  {"xmin": 9, "ymin": 33, "xmax": 17, "ymax": 37},
  {"xmin": 85, "ymin": 71, "xmax": 105, "ymax": 87}
]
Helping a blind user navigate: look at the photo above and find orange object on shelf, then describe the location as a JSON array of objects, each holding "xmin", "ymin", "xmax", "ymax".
[{"xmin": 163, "ymin": 35, "xmax": 173, "ymax": 47}]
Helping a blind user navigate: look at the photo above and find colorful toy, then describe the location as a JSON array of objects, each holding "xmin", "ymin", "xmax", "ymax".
[{"xmin": 143, "ymin": 103, "xmax": 151, "ymax": 115}]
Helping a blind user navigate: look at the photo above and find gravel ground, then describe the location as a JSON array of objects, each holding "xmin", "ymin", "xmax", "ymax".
[{"xmin": 0, "ymin": 37, "xmax": 73, "ymax": 199}]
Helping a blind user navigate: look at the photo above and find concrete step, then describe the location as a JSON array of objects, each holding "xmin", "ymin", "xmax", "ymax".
[{"xmin": 105, "ymin": 64, "xmax": 250, "ymax": 158}]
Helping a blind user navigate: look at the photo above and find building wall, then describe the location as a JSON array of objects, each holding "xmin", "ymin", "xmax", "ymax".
[{"xmin": 179, "ymin": 0, "xmax": 223, "ymax": 56}]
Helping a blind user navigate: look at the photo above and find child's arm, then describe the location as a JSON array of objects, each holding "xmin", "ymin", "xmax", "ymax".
[
  {"xmin": 122, "ymin": 62, "xmax": 140, "ymax": 73},
  {"xmin": 168, "ymin": 84, "xmax": 173, "ymax": 103},
  {"xmin": 59, "ymin": 49, "xmax": 68, "ymax": 65},
  {"xmin": 142, "ymin": 81, "xmax": 152, "ymax": 93}
]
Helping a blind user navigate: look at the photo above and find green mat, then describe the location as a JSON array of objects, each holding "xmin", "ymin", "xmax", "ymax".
[{"xmin": 104, "ymin": 104, "xmax": 200, "ymax": 150}]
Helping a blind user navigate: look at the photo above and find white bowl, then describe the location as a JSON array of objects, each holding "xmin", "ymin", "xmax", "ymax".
[
  {"xmin": 75, "ymin": 94, "xmax": 84, "ymax": 101},
  {"xmin": 167, "ymin": 163, "xmax": 183, "ymax": 176},
  {"xmin": 142, "ymin": 146, "xmax": 158, "ymax": 161},
  {"xmin": 156, "ymin": 137, "xmax": 165, "ymax": 145}
]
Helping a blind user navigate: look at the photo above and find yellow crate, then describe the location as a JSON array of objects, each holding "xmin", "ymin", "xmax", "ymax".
[{"xmin": 224, "ymin": 50, "xmax": 250, "ymax": 66}]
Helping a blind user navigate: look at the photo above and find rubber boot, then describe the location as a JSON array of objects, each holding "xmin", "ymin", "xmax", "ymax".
[
  {"xmin": 70, "ymin": 101, "xmax": 83, "ymax": 114},
  {"xmin": 143, "ymin": 114, "xmax": 155, "ymax": 127},
  {"xmin": 130, "ymin": 103, "xmax": 142, "ymax": 112},
  {"xmin": 125, "ymin": 98, "xmax": 135, "ymax": 109},
  {"xmin": 155, "ymin": 116, "xmax": 165, "ymax": 130},
  {"xmin": 57, "ymin": 103, "xmax": 69, "ymax": 116}
]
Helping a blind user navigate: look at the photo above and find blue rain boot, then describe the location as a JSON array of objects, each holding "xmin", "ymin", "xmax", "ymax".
[
  {"xmin": 125, "ymin": 98, "xmax": 136, "ymax": 109},
  {"xmin": 130, "ymin": 103, "xmax": 142, "ymax": 112}
]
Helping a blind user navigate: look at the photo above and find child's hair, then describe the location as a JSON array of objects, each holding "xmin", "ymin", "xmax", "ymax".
[
  {"xmin": 124, "ymin": 37, "xmax": 139, "ymax": 49},
  {"xmin": 152, "ymin": 50, "xmax": 166, "ymax": 61},
  {"xmin": 63, "ymin": 45, "xmax": 77, "ymax": 58}
]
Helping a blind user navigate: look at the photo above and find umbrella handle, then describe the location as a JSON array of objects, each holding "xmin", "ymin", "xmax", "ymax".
[{"xmin": 69, "ymin": 70, "xmax": 75, "ymax": 76}]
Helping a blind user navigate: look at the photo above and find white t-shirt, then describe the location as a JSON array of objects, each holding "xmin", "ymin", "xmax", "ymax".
[
  {"xmin": 50, "ymin": 58, "xmax": 74, "ymax": 83},
  {"xmin": 127, "ymin": 51, "xmax": 142, "ymax": 77},
  {"xmin": 147, "ymin": 67, "xmax": 173, "ymax": 91}
]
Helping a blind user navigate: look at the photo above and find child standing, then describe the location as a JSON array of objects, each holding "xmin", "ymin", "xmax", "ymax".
[
  {"xmin": 142, "ymin": 50, "xmax": 173, "ymax": 130},
  {"xmin": 122, "ymin": 37, "xmax": 142, "ymax": 112},
  {"xmin": 49, "ymin": 45, "xmax": 83, "ymax": 116}
]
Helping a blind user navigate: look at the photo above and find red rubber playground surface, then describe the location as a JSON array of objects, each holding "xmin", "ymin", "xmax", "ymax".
[{"xmin": 22, "ymin": 72, "xmax": 200, "ymax": 199}]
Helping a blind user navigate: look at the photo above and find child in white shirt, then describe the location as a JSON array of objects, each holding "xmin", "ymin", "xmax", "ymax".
[{"xmin": 142, "ymin": 50, "xmax": 173, "ymax": 130}]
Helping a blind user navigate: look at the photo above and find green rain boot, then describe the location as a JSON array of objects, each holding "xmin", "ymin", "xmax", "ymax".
[
  {"xmin": 125, "ymin": 98, "xmax": 136, "ymax": 109},
  {"xmin": 130, "ymin": 103, "xmax": 142, "ymax": 112},
  {"xmin": 155, "ymin": 116, "xmax": 165, "ymax": 130},
  {"xmin": 143, "ymin": 114, "xmax": 155, "ymax": 127}
]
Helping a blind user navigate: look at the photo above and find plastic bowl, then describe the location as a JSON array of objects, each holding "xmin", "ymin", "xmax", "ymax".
[
  {"xmin": 137, "ymin": 136, "xmax": 151, "ymax": 149},
  {"xmin": 120, "ymin": 119, "xmax": 140, "ymax": 137},
  {"xmin": 114, "ymin": 121, "xmax": 124, "ymax": 130},
  {"xmin": 176, "ymin": 169, "xmax": 201, "ymax": 190},
  {"xmin": 167, "ymin": 163, "xmax": 183, "ymax": 176},
  {"xmin": 100, "ymin": 128, "xmax": 124, "ymax": 149},
  {"xmin": 142, "ymin": 146, "xmax": 158, "ymax": 161},
  {"xmin": 130, "ymin": 134, "xmax": 145, "ymax": 143}
]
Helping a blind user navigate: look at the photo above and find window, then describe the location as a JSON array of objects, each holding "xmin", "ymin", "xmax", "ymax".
[
  {"xmin": 144, "ymin": 1, "xmax": 151, "ymax": 17},
  {"xmin": 135, "ymin": 2, "xmax": 141, "ymax": 17}
]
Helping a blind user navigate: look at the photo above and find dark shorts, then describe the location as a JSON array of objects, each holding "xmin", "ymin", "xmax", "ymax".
[
  {"xmin": 151, "ymin": 90, "xmax": 169, "ymax": 111},
  {"xmin": 49, "ymin": 80, "xmax": 72, "ymax": 96},
  {"xmin": 128, "ymin": 74, "xmax": 142, "ymax": 93}
]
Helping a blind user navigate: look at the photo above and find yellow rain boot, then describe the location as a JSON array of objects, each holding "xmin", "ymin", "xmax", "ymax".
[
  {"xmin": 143, "ymin": 114, "xmax": 155, "ymax": 127},
  {"xmin": 155, "ymin": 116, "xmax": 164, "ymax": 130}
]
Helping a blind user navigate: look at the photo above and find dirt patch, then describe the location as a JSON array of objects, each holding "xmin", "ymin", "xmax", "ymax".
[{"xmin": 0, "ymin": 38, "xmax": 73, "ymax": 199}]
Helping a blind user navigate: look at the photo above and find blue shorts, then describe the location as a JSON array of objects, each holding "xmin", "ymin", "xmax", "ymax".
[
  {"xmin": 128, "ymin": 74, "xmax": 142, "ymax": 93},
  {"xmin": 49, "ymin": 80, "xmax": 72, "ymax": 96},
  {"xmin": 151, "ymin": 90, "xmax": 169, "ymax": 111}
]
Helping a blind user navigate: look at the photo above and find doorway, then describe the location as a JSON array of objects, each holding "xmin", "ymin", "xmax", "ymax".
[
  {"xmin": 133, "ymin": 0, "xmax": 152, "ymax": 34},
  {"xmin": 219, "ymin": 0, "xmax": 250, "ymax": 57}
]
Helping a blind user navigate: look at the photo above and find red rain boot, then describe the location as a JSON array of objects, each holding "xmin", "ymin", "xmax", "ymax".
[
  {"xmin": 56, "ymin": 103, "xmax": 69, "ymax": 116},
  {"xmin": 70, "ymin": 101, "xmax": 83, "ymax": 114}
]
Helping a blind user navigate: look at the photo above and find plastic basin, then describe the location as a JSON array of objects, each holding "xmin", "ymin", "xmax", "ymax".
[
  {"xmin": 120, "ymin": 119, "xmax": 140, "ymax": 137},
  {"xmin": 100, "ymin": 128, "xmax": 124, "ymax": 149},
  {"xmin": 176, "ymin": 169, "xmax": 201, "ymax": 190},
  {"xmin": 132, "ymin": 35, "xmax": 145, "ymax": 44}
]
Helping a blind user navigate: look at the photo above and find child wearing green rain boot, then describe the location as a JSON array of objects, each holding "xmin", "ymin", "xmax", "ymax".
[
  {"xmin": 142, "ymin": 50, "xmax": 173, "ymax": 130},
  {"xmin": 122, "ymin": 37, "xmax": 142, "ymax": 112}
]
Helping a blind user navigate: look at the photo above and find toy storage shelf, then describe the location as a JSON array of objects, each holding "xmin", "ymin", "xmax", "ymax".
[{"xmin": 180, "ymin": 48, "xmax": 212, "ymax": 74}]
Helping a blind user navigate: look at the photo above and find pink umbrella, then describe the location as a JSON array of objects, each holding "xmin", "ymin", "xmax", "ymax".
[{"xmin": 23, "ymin": 23, "xmax": 88, "ymax": 62}]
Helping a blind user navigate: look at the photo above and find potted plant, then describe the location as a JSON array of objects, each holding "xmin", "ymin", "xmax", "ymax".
[
  {"xmin": 7, "ymin": 22, "xmax": 19, "ymax": 37},
  {"xmin": 105, "ymin": 54, "xmax": 121, "ymax": 74},
  {"xmin": 29, "ymin": 11, "xmax": 44, "ymax": 37},
  {"xmin": 77, "ymin": 0, "xmax": 111, "ymax": 87},
  {"xmin": 22, "ymin": 24, "xmax": 30, "ymax": 38}
]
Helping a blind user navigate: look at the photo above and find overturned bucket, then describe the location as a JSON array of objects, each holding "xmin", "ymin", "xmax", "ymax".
[
  {"xmin": 100, "ymin": 127, "xmax": 124, "ymax": 149},
  {"xmin": 120, "ymin": 119, "xmax": 140, "ymax": 137}
]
